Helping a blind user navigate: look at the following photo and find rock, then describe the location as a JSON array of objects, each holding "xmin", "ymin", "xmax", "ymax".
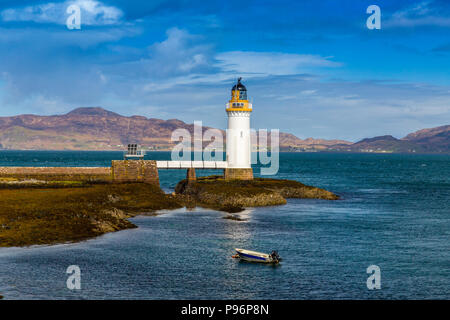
[
  {"xmin": 223, "ymin": 215, "xmax": 246, "ymax": 221},
  {"xmin": 0, "ymin": 182, "xmax": 181, "ymax": 247},
  {"xmin": 174, "ymin": 176, "xmax": 338, "ymax": 212},
  {"xmin": 107, "ymin": 194, "xmax": 121, "ymax": 203},
  {"xmin": 101, "ymin": 208, "xmax": 129, "ymax": 219},
  {"xmin": 251, "ymin": 178, "xmax": 339, "ymax": 200},
  {"xmin": 220, "ymin": 205, "xmax": 245, "ymax": 213}
]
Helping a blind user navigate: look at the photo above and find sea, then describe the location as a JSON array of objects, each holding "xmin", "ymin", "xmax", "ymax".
[{"xmin": 0, "ymin": 151, "xmax": 448, "ymax": 299}]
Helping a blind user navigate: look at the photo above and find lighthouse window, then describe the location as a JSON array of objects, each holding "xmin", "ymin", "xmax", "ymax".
[{"xmin": 239, "ymin": 91, "xmax": 247, "ymax": 100}]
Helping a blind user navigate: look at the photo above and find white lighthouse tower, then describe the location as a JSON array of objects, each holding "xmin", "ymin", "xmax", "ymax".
[{"xmin": 225, "ymin": 78, "xmax": 253, "ymax": 180}]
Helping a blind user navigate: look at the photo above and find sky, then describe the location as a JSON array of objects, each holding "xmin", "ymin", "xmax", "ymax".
[{"xmin": 0, "ymin": 0, "xmax": 449, "ymax": 141}]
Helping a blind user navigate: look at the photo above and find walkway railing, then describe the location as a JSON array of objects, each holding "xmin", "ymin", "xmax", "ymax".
[{"xmin": 156, "ymin": 161, "xmax": 227, "ymax": 169}]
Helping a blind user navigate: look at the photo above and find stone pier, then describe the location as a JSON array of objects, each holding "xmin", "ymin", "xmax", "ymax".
[
  {"xmin": 0, "ymin": 161, "xmax": 253, "ymax": 186},
  {"xmin": 111, "ymin": 160, "xmax": 159, "ymax": 185}
]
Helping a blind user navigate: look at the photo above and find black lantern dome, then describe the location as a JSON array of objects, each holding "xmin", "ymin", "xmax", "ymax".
[
  {"xmin": 232, "ymin": 77, "xmax": 247, "ymax": 92},
  {"xmin": 231, "ymin": 77, "xmax": 247, "ymax": 100}
]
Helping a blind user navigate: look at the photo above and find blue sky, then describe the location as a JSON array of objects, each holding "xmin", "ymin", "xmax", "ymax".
[{"xmin": 0, "ymin": 0, "xmax": 449, "ymax": 141}]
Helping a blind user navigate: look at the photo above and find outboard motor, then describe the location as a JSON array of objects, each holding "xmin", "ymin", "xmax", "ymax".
[{"xmin": 270, "ymin": 251, "xmax": 281, "ymax": 262}]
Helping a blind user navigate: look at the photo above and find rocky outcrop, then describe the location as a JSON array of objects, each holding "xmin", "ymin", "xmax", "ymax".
[
  {"xmin": 0, "ymin": 182, "xmax": 183, "ymax": 247},
  {"xmin": 175, "ymin": 176, "xmax": 339, "ymax": 212},
  {"xmin": 0, "ymin": 175, "xmax": 338, "ymax": 247},
  {"xmin": 175, "ymin": 177, "xmax": 286, "ymax": 212},
  {"xmin": 0, "ymin": 167, "xmax": 111, "ymax": 182},
  {"xmin": 249, "ymin": 178, "xmax": 339, "ymax": 200}
]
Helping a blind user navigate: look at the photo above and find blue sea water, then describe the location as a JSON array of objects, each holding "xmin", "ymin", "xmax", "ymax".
[{"xmin": 0, "ymin": 151, "xmax": 448, "ymax": 299}]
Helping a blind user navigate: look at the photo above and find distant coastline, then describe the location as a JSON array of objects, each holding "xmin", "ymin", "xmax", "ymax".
[
  {"xmin": 0, "ymin": 149, "xmax": 449, "ymax": 155},
  {"xmin": 0, "ymin": 107, "xmax": 448, "ymax": 154}
]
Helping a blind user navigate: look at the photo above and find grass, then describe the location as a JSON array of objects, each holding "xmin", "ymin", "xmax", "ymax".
[{"xmin": 0, "ymin": 182, "xmax": 182, "ymax": 247}]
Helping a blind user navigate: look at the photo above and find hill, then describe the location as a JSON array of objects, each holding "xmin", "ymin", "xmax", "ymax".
[
  {"xmin": 0, "ymin": 107, "xmax": 447, "ymax": 153},
  {"xmin": 333, "ymin": 126, "xmax": 450, "ymax": 153},
  {"xmin": 0, "ymin": 107, "xmax": 349, "ymax": 151}
]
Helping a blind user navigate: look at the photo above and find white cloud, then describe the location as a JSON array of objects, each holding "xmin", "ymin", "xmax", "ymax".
[
  {"xmin": 139, "ymin": 43, "xmax": 341, "ymax": 92},
  {"xmin": 0, "ymin": 23, "xmax": 447, "ymax": 140},
  {"xmin": 300, "ymin": 90, "xmax": 317, "ymax": 95},
  {"xmin": 1, "ymin": 0, "xmax": 123, "ymax": 26},
  {"xmin": 149, "ymin": 28, "xmax": 211, "ymax": 74},
  {"xmin": 215, "ymin": 51, "xmax": 340, "ymax": 76},
  {"xmin": 0, "ymin": 26, "xmax": 141, "ymax": 48},
  {"xmin": 385, "ymin": 1, "xmax": 450, "ymax": 27}
]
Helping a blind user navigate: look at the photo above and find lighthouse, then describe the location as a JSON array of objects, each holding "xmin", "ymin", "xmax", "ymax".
[{"xmin": 224, "ymin": 78, "xmax": 254, "ymax": 180}]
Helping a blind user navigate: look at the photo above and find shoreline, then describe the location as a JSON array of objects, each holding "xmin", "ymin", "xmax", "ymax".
[
  {"xmin": 0, "ymin": 149, "xmax": 449, "ymax": 155},
  {"xmin": 0, "ymin": 177, "xmax": 339, "ymax": 248}
]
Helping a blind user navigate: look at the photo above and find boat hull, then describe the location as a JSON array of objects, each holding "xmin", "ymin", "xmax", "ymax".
[{"xmin": 235, "ymin": 248, "xmax": 278, "ymax": 263}]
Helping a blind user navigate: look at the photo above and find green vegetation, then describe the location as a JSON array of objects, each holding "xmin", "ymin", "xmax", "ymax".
[
  {"xmin": 0, "ymin": 182, "xmax": 182, "ymax": 247},
  {"xmin": 175, "ymin": 176, "xmax": 339, "ymax": 212}
]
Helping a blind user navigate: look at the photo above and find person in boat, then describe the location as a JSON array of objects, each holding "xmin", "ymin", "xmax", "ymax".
[{"xmin": 270, "ymin": 251, "xmax": 280, "ymax": 261}]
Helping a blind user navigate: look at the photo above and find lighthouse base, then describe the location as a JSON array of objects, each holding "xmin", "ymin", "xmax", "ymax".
[{"xmin": 224, "ymin": 168, "xmax": 254, "ymax": 181}]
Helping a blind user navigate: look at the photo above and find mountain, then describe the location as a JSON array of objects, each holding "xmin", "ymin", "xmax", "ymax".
[
  {"xmin": 0, "ymin": 107, "xmax": 349, "ymax": 151},
  {"xmin": 342, "ymin": 135, "xmax": 419, "ymax": 153},
  {"xmin": 333, "ymin": 126, "xmax": 450, "ymax": 153},
  {"xmin": 0, "ymin": 107, "xmax": 447, "ymax": 153},
  {"xmin": 278, "ymin": 132, "xmax": 352, "ymax": 151},
  {"xmin": 0, "ymin": 107, "xmax": 202, "ymax": 150},
  {"xmin": 402, "ymin": 125, "xmax": 450, "ymax": 152}
]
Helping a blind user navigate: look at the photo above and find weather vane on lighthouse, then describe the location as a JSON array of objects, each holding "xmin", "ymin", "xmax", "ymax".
[{"xmin": 225, "ymin": 77, "xmax": 254, "ymax": 180}]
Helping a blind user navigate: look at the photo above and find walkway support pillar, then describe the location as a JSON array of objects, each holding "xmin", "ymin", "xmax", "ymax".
[{"xmin": 187, "ymin": 168, "xmax": 196, "ymax": 182}]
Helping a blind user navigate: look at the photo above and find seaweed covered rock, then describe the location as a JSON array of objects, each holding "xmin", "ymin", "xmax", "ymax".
[
  {"xmin": 175, "ymin": 176, "xmax": 338, "ymax": 212},
  {"xmin": 175, "ymin": 176, "xmax": 286, "ymax": 212},
  {"xmin": 250, "ymin": 178, "xmax": 339, "ymax": 200},
  {"xmin": 0, "ymin": 183, "xmax": 183, "ymax": 247}
]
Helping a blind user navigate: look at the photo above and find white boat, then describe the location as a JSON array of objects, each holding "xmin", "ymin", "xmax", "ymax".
[{"xmin": 233, "ymin": 248, "xmax": 281, "ymax": 263}]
